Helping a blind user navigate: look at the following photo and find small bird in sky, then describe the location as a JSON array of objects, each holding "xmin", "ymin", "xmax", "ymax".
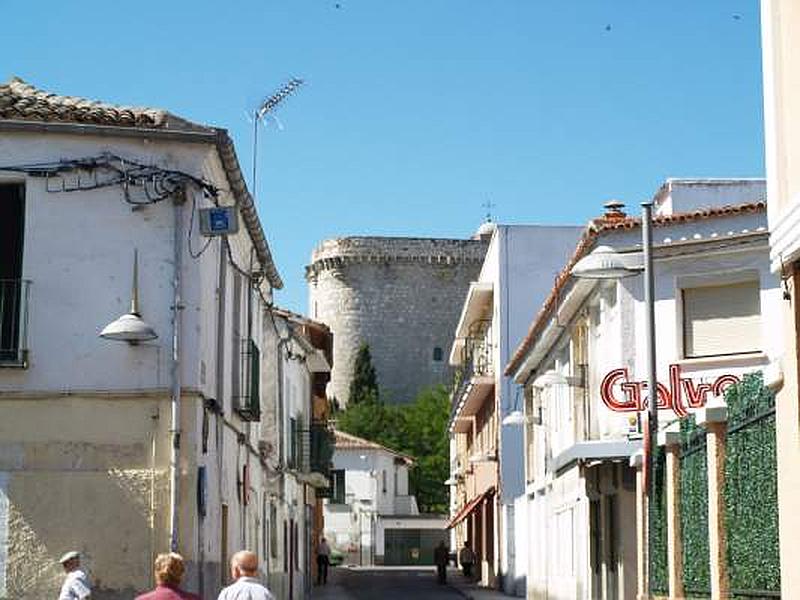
[
  {"xmin": 732, "ymin": 13, "xmax": 742, "ymax": 21},
  {"xmin": 335, "ymin": 2, "xmax": 342, "ymax": 8},
  {"xmin": 605, "ymin": 24, "xmax": 612, "ymax": 32}
]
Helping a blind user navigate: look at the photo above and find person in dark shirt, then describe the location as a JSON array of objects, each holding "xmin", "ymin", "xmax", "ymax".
[
  {"xmin": 135, "ymin": 553, "xmax": 200, "ymax": 600},
  {"xmin": 434, "ymin": 541, "xmax": 450, "ymax": 585}
]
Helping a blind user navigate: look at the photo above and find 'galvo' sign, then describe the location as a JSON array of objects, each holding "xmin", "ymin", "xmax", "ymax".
[{"xmin": 600, "ymin": 364, "xmax": 740, "ymax": 418}]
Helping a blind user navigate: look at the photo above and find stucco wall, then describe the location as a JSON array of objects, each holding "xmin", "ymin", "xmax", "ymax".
[
  {"xmin": 0, "ymin": 395, "xmax": 170, "ymax": 599},
  {"xmin": 0, "ymin": 129, "xmax": 280, "ymax": 599},
  {"xmin": 307, "ymin": 237, "xmax": 488, "ymax": 404}
]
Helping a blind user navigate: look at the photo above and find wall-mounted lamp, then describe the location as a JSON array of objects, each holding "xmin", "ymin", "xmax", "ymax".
[
  {"xmin": 100, "ymin": 249, "xmax": 158, "ymax": 344},
  {"xmin": 532, "ymin": 369, "xmax": 585, "ymax": 389},
  {"xmin": 468, "ymin": 452, "xmax": 497, "ymax": 464},
  {"xmin": 501, "ymin": 410, "xmax": 526, "ymax": 426}
]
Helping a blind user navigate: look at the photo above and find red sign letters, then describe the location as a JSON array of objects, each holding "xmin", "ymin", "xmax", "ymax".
[{"xmin": 599, "ymin": 364, "xmax": 740, "ymax": 418}]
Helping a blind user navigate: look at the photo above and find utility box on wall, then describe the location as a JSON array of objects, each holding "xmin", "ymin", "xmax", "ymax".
[{"xmin": 199, "ymin": 206, "xmax": 239, "ymax": 236}]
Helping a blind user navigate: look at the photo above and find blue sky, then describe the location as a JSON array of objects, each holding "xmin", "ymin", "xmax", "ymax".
[{"xmin": 3, "ymin": 1, "xmax": 764, "ymax": 312}]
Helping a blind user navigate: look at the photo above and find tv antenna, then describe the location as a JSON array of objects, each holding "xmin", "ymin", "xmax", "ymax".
[
  {"xmin": 251, "ymin": 78, "xmax": 304, "ymax": 197},
  {"xmin": 482, "ymin": 198, "xmax": 496, "ymax": 222}
]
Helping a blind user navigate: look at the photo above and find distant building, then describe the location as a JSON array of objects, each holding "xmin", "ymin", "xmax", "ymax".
[
  {"xmin": 446, "ymin": 223, "xmax": 583, "ymax": 595},
  {"xmin": 323, "ymin": 430, "xmax": 447, "ymax": 566},
  {"xmin": 306, "ymin": 234, "xmax": 489, "ymax": 405}
]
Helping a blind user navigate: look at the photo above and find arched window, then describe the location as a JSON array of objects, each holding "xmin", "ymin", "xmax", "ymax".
[{"xmin": 433, "ymin": 347, "xmax": 443, "ymax": 362}]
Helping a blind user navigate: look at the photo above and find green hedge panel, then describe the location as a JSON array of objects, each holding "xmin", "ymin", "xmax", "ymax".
[
  {"xmin": 681, "ymin": 416, "xmax": 711, "ymax": 597},
  {"xmin": 724, "ymin": 373, "xmax": 780, "ymax": 597}
]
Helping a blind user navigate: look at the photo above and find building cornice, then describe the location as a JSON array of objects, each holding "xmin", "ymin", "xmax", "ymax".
[{"xmin": 305, "ymin": 236, "xmax": 489, "ymax": 279}]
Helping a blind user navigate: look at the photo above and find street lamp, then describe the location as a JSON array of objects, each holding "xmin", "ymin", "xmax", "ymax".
[{"xmin": 571, "ymin": 202, "xmax": 657, "ymax": 597}]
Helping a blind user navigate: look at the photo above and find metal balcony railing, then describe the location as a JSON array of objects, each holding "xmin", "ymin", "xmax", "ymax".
[
  {"xmin": 0, "ymin": 279, "xmax": 31, "ymax": 367},
  {"xmin": 452, "ymin": 324, "xmax": 494, "ymax": 405}
]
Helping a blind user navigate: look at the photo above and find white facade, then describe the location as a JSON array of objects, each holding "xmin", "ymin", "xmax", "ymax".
[
  {"xmin": 323, "ymin": 431, "xmax": 432, "ymax": 566},
  {"xmin": 509, "ymin": 180, "xmax": 778, "ymax": 600},
  {"xmin": 262, "ymin": 310, "xmax": 332, "ymax": 600},
  {"xmin": 0, "ymin": 129, "xmax": 283, "ymax": 597},
  {"xmin": 448, "ymin": 224, "xmax": 583, "ymax": 594},
  {"xmin": 0, "ymin": 80, "xmax": 318, "ymax": 600}
]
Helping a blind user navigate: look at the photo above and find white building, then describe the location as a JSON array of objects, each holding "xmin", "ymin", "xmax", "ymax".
[
  {"xmin": 760, "ymin": 4, "xmax": 800, "ymax": 597},
  {"xmin": 323, "ymin": 430, "xmax": 447, "ymax": 566},
  {"xmin": 447, "ymin": 223, "xmax": 582, "ymax": 595},
  {"xmin": 261, "ymin": 308, "xmax": 333, "ymax": 599},
  {"xmin": 0, "ymin": 78, "xmax": 290, "ymax": 598},
  {"xmin": 506, "ymin": 179, "xmax": 779, "ymax": 599}
]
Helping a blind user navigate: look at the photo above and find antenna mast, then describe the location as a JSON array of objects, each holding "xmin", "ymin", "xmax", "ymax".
[
  {"xmin": 251, "ymin": 77, "xmax": 304, "ymax": 197},
  {"xmin": 482, "ymin": 198, "xmax": 496, "ymax": 222}
]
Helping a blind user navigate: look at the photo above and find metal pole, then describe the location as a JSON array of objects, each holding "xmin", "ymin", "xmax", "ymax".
[
  {"xmin": 252, "ymin": 111, "xmax": 259, "ymax": 194},
  {"xmin": 642, "ymin": 201, "xmax": 658, "ymax": 596}
]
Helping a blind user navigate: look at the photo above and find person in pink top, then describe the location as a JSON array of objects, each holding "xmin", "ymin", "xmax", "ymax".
[{"xmin": 136, "ymin": 553, "xmax": 200, "ymax": 600}]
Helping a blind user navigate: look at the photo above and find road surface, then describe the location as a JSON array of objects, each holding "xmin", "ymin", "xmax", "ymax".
[{"xmin": 312, "ymin": 566, "xmax": 465, "ymax": 600}]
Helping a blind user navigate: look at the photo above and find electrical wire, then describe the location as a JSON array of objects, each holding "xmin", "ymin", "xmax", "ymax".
[
  {"xmin": 187, "ymin": 193, "xmax": 214, "ymax": 259},
  {"xmin": 0, "ymin": 152, "xmax": 218, "ymax": 205}
]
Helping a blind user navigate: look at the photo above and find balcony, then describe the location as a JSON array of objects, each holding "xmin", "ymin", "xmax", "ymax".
[
  {"xmin": 450, "ymin": 326, "xmax": 495, "ymax": 432},
  {"xmin": 234, "ymin": 339, "xmax": 261, "ymax": 420},
  {"xmin": 0, "ymin": 279, "xmax": 31, "ymax": 367}
]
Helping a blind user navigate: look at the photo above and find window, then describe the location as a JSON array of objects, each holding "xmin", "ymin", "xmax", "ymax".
[
  {"xmin": 289, "ymin": 417, "xmax": 298, "ymax": 469},
  {"xmin": 231, "ymin": 272, "xmax": 242, "ymax": 405},
  {"xmin": 0, "ymin": 184, "xmax": 27, "ymax": 365},
  {"xmin": 331, "ymin": 469, "xmax": 346, "ymax": 504},
  {"xmin": 682, "ymin": 281, "xmax": 761, "ymax": 358},
  {"xmin": 382, "ymin": 470, "xmax": 387, "ymax": 494},
  {"xmin": 433, "ymin": 347, "xmax": 443, "ymax": 362}
]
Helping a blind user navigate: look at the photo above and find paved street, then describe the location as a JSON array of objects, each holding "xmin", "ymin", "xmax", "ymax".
[{"xmin": 311, "ymin": 567, "xmax": 465, "ymax": 600}]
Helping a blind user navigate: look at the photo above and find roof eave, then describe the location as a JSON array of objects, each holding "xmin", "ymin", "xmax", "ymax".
[{"xmin": 0, "ymin": 119, "xmax": 283, "ymax": 290}]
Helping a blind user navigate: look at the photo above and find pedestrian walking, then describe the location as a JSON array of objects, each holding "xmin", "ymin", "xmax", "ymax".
[
  {"xmin": 433, "ymin": 541, "xmax": 449, "ymax": 585},
  {"xmin": 135, "ymin": 553, "xmax": 199, "ymax": 600},
  {"xmin": 217, "ymin": 550, "xmax": 275, "ymax": 600},
  {"xmin": 316, "ymin": 537, "xmax": 331, "ymax": 585},
  {"xmin": 58, "ymin": 551, "xmax": 92, "ymax": 600},
  {"xmin": 458, "ymin": 541, "xmax": 476, "ymax": 580}
]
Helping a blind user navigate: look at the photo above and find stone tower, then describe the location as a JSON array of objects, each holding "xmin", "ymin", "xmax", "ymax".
[{"xmin": 306, "ymin": 235, "xmax": 490, "ymax": 405}]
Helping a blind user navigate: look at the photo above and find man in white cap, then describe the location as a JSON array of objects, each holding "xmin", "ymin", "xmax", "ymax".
[{"xmin": 58, "ymin": 551, "xmax": 92, "ymax": 600}]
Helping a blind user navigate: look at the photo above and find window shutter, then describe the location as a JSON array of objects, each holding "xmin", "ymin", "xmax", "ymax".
[{"xmin": 683, "ymin": 281, "xmax": 761, "ymax": 358}]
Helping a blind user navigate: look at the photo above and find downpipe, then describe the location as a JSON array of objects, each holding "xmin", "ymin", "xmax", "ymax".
[{"xmin": 170, "ymin": 191, "xmax": 186, "ymax": 552}]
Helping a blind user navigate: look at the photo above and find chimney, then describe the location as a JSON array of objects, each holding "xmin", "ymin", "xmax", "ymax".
[{"xmin": 603, "ymin": 200, "xmax": 627, "ymax": 221}]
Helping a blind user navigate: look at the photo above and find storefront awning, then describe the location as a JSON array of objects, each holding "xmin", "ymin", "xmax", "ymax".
[
  {"xmin": 552, "ymin": 439, "xmax": 642, "ymax": 474},
  {"xmin": 446, "ymin": 486, "xmax": 495, "ymax": 529}
]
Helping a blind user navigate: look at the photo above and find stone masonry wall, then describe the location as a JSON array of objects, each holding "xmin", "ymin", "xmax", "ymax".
[{"xmin": 306, "ymin": 237, "xmax": 488, "ymax": 405}]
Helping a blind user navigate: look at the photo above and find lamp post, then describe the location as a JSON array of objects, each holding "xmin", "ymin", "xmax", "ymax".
[{"xmin": 571, "ymin": 202, "xmax": 657, "ymax": 597}]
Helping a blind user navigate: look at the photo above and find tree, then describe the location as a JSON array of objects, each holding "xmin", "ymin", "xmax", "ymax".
[
  {"xmin": 401, "ymin": 386, "xmax": 451, "ymax": 513},
  {"xmin": 348, "ymin": 342, "xmax": 379, "ymax": 406},
  {"xmin": 335, "ymin": 384, "xmax": 451, "ymax": 514}
]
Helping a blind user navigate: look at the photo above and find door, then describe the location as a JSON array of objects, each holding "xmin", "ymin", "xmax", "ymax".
[
  {"xmin": 289, "ymin": 518, "xmax": 295, "ymax": 599},
  {"xmin": 221, "ymin": 504, "xmax": 229, "ymax": 587}
]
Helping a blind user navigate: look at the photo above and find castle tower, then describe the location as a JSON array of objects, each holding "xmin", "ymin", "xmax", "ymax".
[{"xmin": 306, "ymin": 235, "xmax": 490, "ymax": 405}]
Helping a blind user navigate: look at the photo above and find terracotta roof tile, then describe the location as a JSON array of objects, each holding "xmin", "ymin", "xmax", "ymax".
[
  {"xmin": 0, "ymin": 77, "xmax": 283, "ymax": 289},
  {"xmin": 503, "ymin": 201, "xmax": 767, "ymax": 376},
  {"xmin": 0, "ymin": 76, "xmax": 210, "ymax": 131},
  {"xmin": 334, "ymin": 430, "xmax": 414, "ymax": 464}
]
